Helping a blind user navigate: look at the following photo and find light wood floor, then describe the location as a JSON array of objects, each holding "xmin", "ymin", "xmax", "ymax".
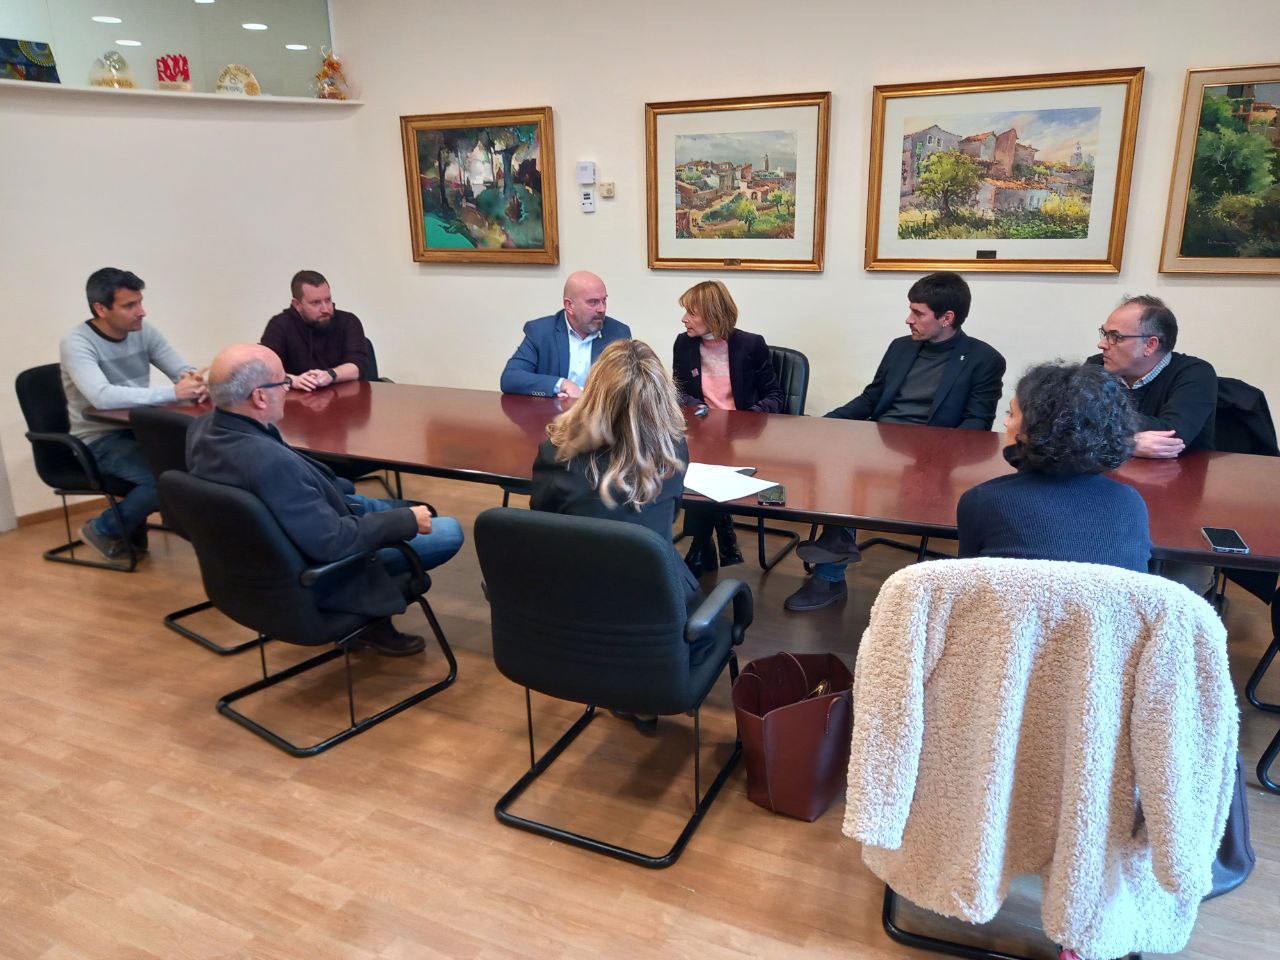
[{"xmin": 2, "ymin": 476, "xmax": 1277, "ymax": 959}]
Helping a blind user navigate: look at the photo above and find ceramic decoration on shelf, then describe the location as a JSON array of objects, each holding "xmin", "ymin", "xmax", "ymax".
[
  {"xmin": 215, "ymin": 63, "xmax": 260, "ymax": 96},
  {"xmin": 313, "ymin": 47, "xmax": 349, "ymax": 100},
  {"xmin": 89, "ymin": 50, "xmax": 135, "ymax": 89},
  {"xmin": 0, "ymin": 38, "xmax": 61, "ymax": 83},
  {"xmin": 156, "ymin": 53, "xmax": 191, "ymax": 91}
]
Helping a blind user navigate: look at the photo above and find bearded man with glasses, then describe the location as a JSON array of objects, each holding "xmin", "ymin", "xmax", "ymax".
[
  {"xmin": 1088, "ymin": 294, "xmax": 1217, "ymax": 459},
  {"xmin": 185, "ymin": 343, "xmax": 463, "ymax": 656}
]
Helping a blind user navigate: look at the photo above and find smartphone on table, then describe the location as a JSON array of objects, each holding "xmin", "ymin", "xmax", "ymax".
[{"xmin": 1201, "ymin": 527, "xmax": 1248, "ymax": 554}]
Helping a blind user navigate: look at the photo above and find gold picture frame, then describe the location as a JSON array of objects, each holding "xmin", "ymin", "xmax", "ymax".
[
  {"xmin": 865, "ymin": 67, "xmax": 1144, "ymax": 273},
  {"xmin": 1159, "ymin": 63, "xmax": 1280, "ymax": 275},
  {"xmin": 399, "ymin": 106, "xmax": 559, "ymax": 265},
  {"xmin": 645, "ymin": 92, "xmax": 830, "ymax": 272}
]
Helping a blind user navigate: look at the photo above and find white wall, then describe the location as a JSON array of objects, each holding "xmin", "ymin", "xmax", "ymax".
[{"xmin": 2, "ymin": 0, "xmax": 1276, "ymax": 519}]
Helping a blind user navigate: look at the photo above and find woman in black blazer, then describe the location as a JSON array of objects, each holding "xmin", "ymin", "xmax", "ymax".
[
  {"xmin": 530, "ymin": 338, "xmax": 699, "ymax": 600},
  {"xmin": 671, "ymin": 280, "xmax": 784, "ymax": 576}
]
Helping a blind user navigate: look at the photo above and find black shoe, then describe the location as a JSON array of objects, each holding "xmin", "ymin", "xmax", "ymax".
[
  {"xmin": 609, "ymin": 709, "xmax": 659, "ymax": 734},
  {"xmin": 361, "ymin": 620, "xmax": 426, "ymax": 657},
  {"xmin": 683, "ymin": 535, "xmax": 719, "ymax": 578},
  {"xmin": 713, "ymin": 513, "xmax": 744, "ymax": 567},
  {"xmin": 795, "ymin": 525, "xmax": 862, "ymax": 564},
  {"xmin": 784, "ymin": 576, "xmax": 848, "ymax": 612},
  {"xmin": 80, "ymin": 520, "xmax": 128, "ymax": 562}
]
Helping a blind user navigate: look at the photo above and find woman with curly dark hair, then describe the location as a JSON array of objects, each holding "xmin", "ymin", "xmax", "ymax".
[{"xmin": 956, "ymin": 361, "xmax": 1151, "ymax": 572}]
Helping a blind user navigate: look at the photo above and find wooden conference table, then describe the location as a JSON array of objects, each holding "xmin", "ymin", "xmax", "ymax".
[{"xmin": 93, "ymin": 379, "xmax": 1280, "ymax": 571}]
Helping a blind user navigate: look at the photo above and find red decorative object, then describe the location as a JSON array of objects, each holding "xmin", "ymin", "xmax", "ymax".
[{"xmin": 156, "ymin": 53, "xmax": 191, "ymax": 91}]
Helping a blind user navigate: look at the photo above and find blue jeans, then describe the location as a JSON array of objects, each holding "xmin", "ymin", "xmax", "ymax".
[
  {"xmin": 812, "ymin": 560, "xmax": 848, "ymax": 582},
  {"xmin": 87, "ymin": 429, "xmax": 158, "ymax": 538},
  {"xmin": 345, "ymin": 494, "xmax": 465, "ymax": 575}
]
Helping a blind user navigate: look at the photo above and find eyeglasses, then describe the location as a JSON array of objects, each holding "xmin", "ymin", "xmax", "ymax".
[
  {"xmin": 1097, "ymin": 327, "xmax": 1152, "ymax": 347},
  {"xmin": 256, "ymin": 376, "xmax": 292, "ymax": 391}
]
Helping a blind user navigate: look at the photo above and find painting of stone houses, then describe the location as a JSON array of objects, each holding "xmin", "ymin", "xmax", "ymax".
[
  {"xmin": 674, "ymin": 130, "xmax": 797, "ymax": 239},
  {"xmin": 897, "ymin": 107, "xmax": 1101, "ymax": 240}
]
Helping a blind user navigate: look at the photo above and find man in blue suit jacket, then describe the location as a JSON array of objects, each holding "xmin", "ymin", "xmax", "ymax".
[
  {"xmin": 785, "ymin": 272, "xmax": 1006, "ymax": 612},
  {"xmin": 500, "ymin": 271, "xmax": 631, "ymax": 398}
]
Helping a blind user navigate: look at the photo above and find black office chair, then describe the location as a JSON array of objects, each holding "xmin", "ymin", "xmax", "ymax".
[
  {"xmin": 1209, "ymin": 377, "xmax": 1279, "ymax": 610},
  {"xmin": 159, "ymin": 471, "xmax": 457, "ymax": 757},
  {"xmin": 475, "ymin": 507, "xmax": 750, "ymax": 868},
  {"xmin": 130, "ymin": 406, "xmax": 259, "ymax": 656},
  {"xmin": 15, "ymin": 363, "xmax": 142, "ymax": 572},
  {"xmin": 312, "ymin": 336, "xmax": 403, "ymax": 499},
  {"xmin": 1247, "ymin": 586, "xmax": 1280, "ymax": 794},
  {"xmin": 730, "ymin": 345, "xmax": 811, "ymax": 570}
]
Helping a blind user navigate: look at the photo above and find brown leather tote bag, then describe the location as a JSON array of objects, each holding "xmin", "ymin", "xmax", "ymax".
[{"xmin": 732, "ymin": 652, "xmax": 854, "ymax": 821}]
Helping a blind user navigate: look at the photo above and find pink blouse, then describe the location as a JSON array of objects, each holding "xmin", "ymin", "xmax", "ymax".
[{"xmin": 699, "ymin": 338, "xmax": 734, "ymax": 410}]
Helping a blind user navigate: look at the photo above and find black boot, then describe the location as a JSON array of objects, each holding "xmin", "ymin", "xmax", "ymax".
[
  {"xmin": 684, "ymin": 534, "xmax": 718, "ymax": 578},
  {"xmin": 713, "ymin": 512, "xmax": 743, "ymax": 567}
]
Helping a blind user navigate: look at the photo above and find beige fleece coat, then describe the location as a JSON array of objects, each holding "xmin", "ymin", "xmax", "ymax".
[{"xmin": 843, "ymin": 559, "xmax": 1237, "ymax": 959}]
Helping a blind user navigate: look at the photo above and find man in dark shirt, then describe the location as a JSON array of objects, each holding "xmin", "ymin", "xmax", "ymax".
[
  {"xmin": 1088, "ymin": 294, "xmax": 1216, "ymax": 457},
  {"xmin": 261, "ymin": 270, "xmax": 371, "ymax": 392},
  {"xmin": 785, "ymin": 272, "xmax": 1006, "ymax": 612}
]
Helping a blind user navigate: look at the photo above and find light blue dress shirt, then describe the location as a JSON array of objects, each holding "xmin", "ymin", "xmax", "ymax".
[{"xmin": 558, "ymin": 318, "xmax": 601, "ymax": 392}]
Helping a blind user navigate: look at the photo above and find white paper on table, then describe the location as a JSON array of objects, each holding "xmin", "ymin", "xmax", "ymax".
[{"xmin": 684, "ymin": 462, "xmax": 778, "ymax": 503}]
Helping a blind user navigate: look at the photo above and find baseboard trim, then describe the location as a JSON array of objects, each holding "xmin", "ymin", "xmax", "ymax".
[{"xmin": 17, "ymin": 498, "xmax": 106, "ymax": 527}]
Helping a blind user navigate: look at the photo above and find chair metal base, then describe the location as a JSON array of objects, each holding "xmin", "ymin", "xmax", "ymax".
[
  {"xmin": 42, "ymin": 492, "xmax": 141, "ymax": 572},
  {"xmin": 216, "ymin": 596, "xmax": 457, "ymax": 757},
  {"xmin": 1246, "ymin": 633, "xmax": 1280, "ymax": 793},
  {"xmin": 495, "ymin": 660, "xmax": 741, "ymax": 868},
  {"xmin": 164, "ymin": 599, "xmax": 262, "ymax": 656},
  {"xmin": 732, "ymin": 517, "xmax": 800, "ymax": 571},
  {"xmin": 882, "ymin": 887, "xmax": 1141, "ymax": 960}
]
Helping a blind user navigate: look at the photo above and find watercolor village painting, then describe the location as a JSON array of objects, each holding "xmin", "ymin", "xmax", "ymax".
[
  {"xmin": 673, "ymin": 130, "xmax": 798, "ymax": 239},
  {"xmin": 898, "ymin": 107, "xmax": 1101, "ymax": 240},
  {"xmin": 1179, "ymin": 81, "xmax": 1280, "ymax": 259},
  {"xmin": 414, "ymin": 122, "xmax": 547, "ymax": 250}
]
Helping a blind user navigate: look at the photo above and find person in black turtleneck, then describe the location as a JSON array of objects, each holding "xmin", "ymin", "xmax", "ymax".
[
  {"xmin": 957, "ymin": 361, "xmax": 1150, "ymax": 571},
  {"xmin": 784, "ymin": 271, "xmax": 1007, "ymax": 613}
]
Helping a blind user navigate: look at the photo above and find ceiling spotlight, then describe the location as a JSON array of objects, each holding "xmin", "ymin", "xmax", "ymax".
[
  {"xmin": 241, "ymin": 22, "xmax": 268, "ymax": 30},
  {"xmin": 284, "ymin": 44, "xmax": 309, "ymax": 51},
  {"xmin": 92, "ymin": 16, "xmax": 123, "ymax": 24},
  {"xmin": 194, "ymin": 1, "xmax": 215, "ymax": 4},
  {"xmin": 115, "ymin": 39, "xmax": 141, "ymax": 46}
]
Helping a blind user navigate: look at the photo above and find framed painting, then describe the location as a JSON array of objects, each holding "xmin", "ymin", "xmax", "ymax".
[
  {"xmin": 645, "ymin": 92, "xmax": 830, "ymax": 272},
  {"xmin": 865, "ymin": 68, "xmax": 1144, "ymax": 273},
  {"xmin": 1159, "ymin": 63, "xmax": 1280, "ymax": 275},
  {"xmin": 399, "ymin": 106, "xmax": 558, "ymax": 264}
]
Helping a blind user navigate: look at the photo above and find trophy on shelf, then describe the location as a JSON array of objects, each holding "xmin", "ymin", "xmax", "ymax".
[{"xmin": 89, "ymin": 50, "xmax": 135, "ymax": 89}]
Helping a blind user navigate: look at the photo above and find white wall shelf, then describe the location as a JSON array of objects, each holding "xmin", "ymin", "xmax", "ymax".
[{"xmin": 0, "ymin": 77, "xmax": 361, "ymax": 106}]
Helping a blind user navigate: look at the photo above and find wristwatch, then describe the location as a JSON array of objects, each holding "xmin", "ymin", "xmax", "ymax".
[{"xmin": 326, "ymin": 368, "xmax": 338, "ymax": 385}]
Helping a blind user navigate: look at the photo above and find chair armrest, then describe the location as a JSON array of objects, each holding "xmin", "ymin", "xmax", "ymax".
[
  {"xmin": 299, "ymin": 549, "xmax": 380, "ymax": 586},
  {"xmin": 686, "ymin": 578, "xmax": 753, "ymax": 646},
  {"xmin": 26, "ymin": 430, "xmax": 104, "ymax": 488}
]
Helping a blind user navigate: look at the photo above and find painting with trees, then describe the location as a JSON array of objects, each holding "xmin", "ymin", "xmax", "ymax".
[
  {"xmin": 1179, "ymin": 82, "xmax": 1280, "ymax": 259},
  {"xmin": 399, "ymin": 107, "xmax": 558, "ymax": 264},
  {"xmin": 672, "ymin": 130, "xmax": 797, "ymax": 239},
  {"xmin": 898, "ymin": 108, "xmax": 1100, "ymax": 240},
  {"xmin": 866, "ymin": 69, "xmax": 1143, "ymax": 273}
]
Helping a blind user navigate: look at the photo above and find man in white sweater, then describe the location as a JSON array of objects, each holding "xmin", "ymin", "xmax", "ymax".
[{"xmin": 59, "ymin": 267, "xmax": 207, "ymax": 560}]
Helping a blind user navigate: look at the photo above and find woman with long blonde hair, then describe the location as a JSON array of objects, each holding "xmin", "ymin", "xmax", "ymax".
[{"xmin": 531, "ymin": 338, "xmax": 698, "ymax": 594}]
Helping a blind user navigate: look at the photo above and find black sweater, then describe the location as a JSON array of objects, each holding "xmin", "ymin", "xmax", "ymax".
[{"xmin": 1087, "ymin": 352, "xmax": 1217, "ymax": 452}]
